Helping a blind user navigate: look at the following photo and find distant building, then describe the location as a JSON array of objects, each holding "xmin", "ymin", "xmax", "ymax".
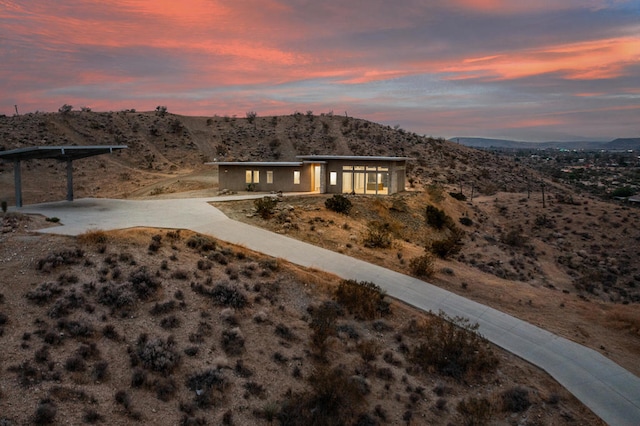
[{"xmin": 213, "ymin": 155, "xmax": 411, "ymax": 195}]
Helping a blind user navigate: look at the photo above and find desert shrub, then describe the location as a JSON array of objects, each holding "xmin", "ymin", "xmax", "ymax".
[
  {"xmin": 186, "ymin": 235, "xmax": 216, "ymax": 252},
  {"xmin": 409, "ymin": 311, "xmax": 498, "ymax": 381},
  {"xmin": 244, "ymin": 381, "xmax": 266, "ymax": 398},
  {"xmin": 92, "ymin": 361, "xmax": 109, "ymax": 381},
  {"xmin": 612, "ymin": 186, "xmax": 635, "ymax": 198},
  {"xmin": 500, "ymin": 386, "xmax": 531, "ymax": 412},
  {"xmin": 151, "ymin": 376, "xmax": 178, "ymax": 401},
  {"xmin": 160, "ymin": 315, "xmax": 181, "ymax": 329},
  {"xmin": 221, "ymin": 328, "xmax": 245, "ymax": 356},
  {"xmin": 102, "ymin": 324, "xmax": 120, "ymax": 340},
  {"xmin": 191, "ymin": 282, "xmax": 248, "ymax": 308},
  {"xmin": 325, "ymin": 194, "xmax": 352, "ymax": 214},
  {"xmin": 425, "ymin": 205, "xmax": 450, "ymax": 229},
  {"xmin": 456, "ymin": 396, "xmax": 493, "ymax": 426},
  {"xmin": 83, "ymin": 408, "xmax": 103, "ymax": 424},
  {"xmin": 274, "ymin": 323, "xmax": 296, "ymax": 341},
  {"xmin": 131, "ymin": 335, "xmax": 181, "ymax": 375},
  {"xmin": 150, "ymin": 300, "xmax": 177, "ymax": 315},
  {"xmin": 36, "ymin": 249, "xmax": 84, "ymax": 271},
  {"xmin": 430, "ymin": 233, "xmax": 463, "ymax": 259},
  {"xmin": 459, "ymin": 216, "xmax": 473, "ymax": 226},
  {"xmin": 128, "ymin": 267, "xmax": 161, "ymax": 299},
  {"xmin": 171, "ymin": 269, "xmax": 189, "ymax": 280},
  {"xmin": 334, "ymin": 279, "xmax": 390, "ymax": 320},
  {"xmin": 197, "ymin": 259, "xmax": 212, "ymax": 271},
  {"xmin": 363, "ymin": 221, "xmax": 393, "ymax": 248},
  {"xmin": 58, "ymin": 319, "xmax": 94, "ymax": 338},
  {"xmin": 502, "ymin": 229, "xmax": 528, "ymax": 247},
  {"xmin": 48, "ymin": 291, "xmax": 85, "ymax": 318},
  {"xmin": 65, "ymin": 355, "xmax": 86, "ymax": 372},
  {"xmin": 25, "ymin": 282, "xmax": 63, "ymax": 305},
  {"xmin": 356, "ymin": 339, "xmax": 380, "ymax": 362},
  {"xmin": 254, "ymin": 197, "xmax": 278, "ymax": 219},
  {"xmin": 186, "ymin": 369, "xmax": 229, "ymax": 408},
  {"xmin": 278, "ymin": 366, "xmax": 364, "ymax": 426},
  {"xmin": 33, "ymin": 399, "xmax": 57, "ymax": 424},
  {"xmin": 449, "ymin": 192, "xmax": 467, "ymax": 201},
  {"xmin": 409, "ymin": 253, "xmax": 435, "ymax": 277},
  {"xmin": 309, "ymin": 301, "xmax": 341, "ymax": 359}
]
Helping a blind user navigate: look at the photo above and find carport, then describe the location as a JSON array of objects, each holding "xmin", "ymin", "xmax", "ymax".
[{"xmin": 0, "ymin": 145, "xmax": 127, "ymax": 207}]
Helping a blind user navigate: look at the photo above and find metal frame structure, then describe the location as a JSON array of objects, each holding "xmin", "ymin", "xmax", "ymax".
[{"xmin": 0, "ymin": 145, "xmax": 127, "ymax": 207}]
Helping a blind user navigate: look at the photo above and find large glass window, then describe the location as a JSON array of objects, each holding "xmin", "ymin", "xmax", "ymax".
[
  {"xmin": 245, "ymin": 170, "xmax": 252, "ymax": 184},
  {"xmin": 330, "ymin": 171, "xmax": 337, "ymax": 186},
  {"xmin": 253, "ymin": 170, "xmax": 259, "ymax": 183},
  {"xmin": 293, "ymin": 171, "xmax": 300, "ymax": 184},
  {"xmin": 266, "ymin": 171, "xmax": 273, "ymax": 184}
]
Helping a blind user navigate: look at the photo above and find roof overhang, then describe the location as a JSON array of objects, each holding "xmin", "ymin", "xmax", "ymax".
[
  {"xmin": 0, "ymin": 145, "xmax": 128, "ymax": 162},
  {"xmin": 209, "ymin": 161, "xmax": 304, "ymax": 167},
  {"xmin": 296, "ymin": 155, "xmax": 412, "ymax": 162}
]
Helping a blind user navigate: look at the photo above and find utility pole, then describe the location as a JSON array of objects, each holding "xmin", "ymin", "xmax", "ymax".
[{"xmin": 14, "ymin": 105, "xmax": 19, "ymax": 116}]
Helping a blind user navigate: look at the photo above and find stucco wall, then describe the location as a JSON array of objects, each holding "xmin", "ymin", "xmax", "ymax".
[{"xmin": 218, "ymin": 164, "xmax": 312, "ymax": 192}]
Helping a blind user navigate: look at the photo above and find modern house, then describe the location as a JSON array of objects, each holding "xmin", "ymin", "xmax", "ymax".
[{"xmin": 214, "ymin": 155, "xmax": 411, "ymax": 195}]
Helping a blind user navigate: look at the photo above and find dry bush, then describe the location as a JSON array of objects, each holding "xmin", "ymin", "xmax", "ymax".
[
  {"xmin": 221, "ymin": 328, "xmax": 245, "ymax": 356},
  {"xmin": 334, "ymin": 279, "xmax": 390, "ymax": 320},
  {"xmin": 277, "ymin": 366, "xmax": 365, "ymax": 426},
  {"xmin": 186, "ymin": 368, "xmax": 229, "ymax": 408},
  {"xmin": 254, "ymin": 197, "xmax": 278, "ymax": 219},
  {"xmin": 36, "ymin": 249, "xmax": 84, "ymax": 271},
  {"xmin": 186, "ymin": 235, "xmax": 217, "ymax": 252},
  {"xmin": 77, "ymin": 230, "xmax": 109, "ymax": 245},
  {"xmin": 409, "ymin": 311, "xmax": 498, "ymax": 381},
  {"xmin": 409, "ymin": 253, "xmax": 435, "ymax": 278},
  {"xmin": 425, "ymin": 205, "xmax": 451, "ymax": 229},
  {"xmin": 456, "ymin": 396, "xmax": 493, "ymax": 426},
  {"xmin": 500, "ymin": 386, "xmax": 531, "ymax": 412},
  {"xmin": 363, "ymin": 221, "xmax": 393, "ymax": 248},
  {"xmin": 309, "ymin": 301, "xmax": 341, "ymax": 359},
  {"xmin": 356, "ymin": 340, "xmax": 380, "ymax": 362},
  {"xmin": 130, "ymin": 334, "xmax": 181, "ymax": 375},
  {"xmin": 191, "ymin": 282, "xmax": 248, "ymax": 309}
]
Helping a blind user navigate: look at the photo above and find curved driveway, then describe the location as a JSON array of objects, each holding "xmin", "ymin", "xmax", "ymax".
[{"xmin": 17, "ymin": 197, "xmax": 640, "ymax": 426}]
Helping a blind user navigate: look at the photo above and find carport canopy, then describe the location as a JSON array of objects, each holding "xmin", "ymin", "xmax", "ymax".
[{"xmin": 0, "ymin": 145, "xmax": 127, "ymax": 207}]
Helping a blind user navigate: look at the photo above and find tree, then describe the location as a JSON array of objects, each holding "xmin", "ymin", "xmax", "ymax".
[
  {"xmin": 246, "ymin": 111, "xmax": 257, "ymax": 124},
  {"xmin": 155, "ymin": 106, "xmax": 167, "ymax": 117}
]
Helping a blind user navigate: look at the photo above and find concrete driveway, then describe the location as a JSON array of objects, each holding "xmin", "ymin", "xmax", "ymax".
[{"xmin": 16, "ymin": 197, "xmax": 640, "ymax": 426}]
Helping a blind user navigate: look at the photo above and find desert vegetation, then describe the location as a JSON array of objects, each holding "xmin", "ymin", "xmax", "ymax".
[{"xmin": 0, "ymin": 219, "xmax": 602, "ymax": 425}]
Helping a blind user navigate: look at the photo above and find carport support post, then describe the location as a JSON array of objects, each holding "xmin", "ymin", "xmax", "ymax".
[
  {"xmin": 66, "ymin": 159, "xmax": 74, "ymax": 202},
  {"xmin": 14, "ymin": 159, "xmax": 22, "ymax": 208}
]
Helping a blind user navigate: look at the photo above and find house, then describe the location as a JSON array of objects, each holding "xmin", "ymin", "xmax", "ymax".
[{"xmin": 214, "ymin": 155, "xmax": 411, "ymax": 195}]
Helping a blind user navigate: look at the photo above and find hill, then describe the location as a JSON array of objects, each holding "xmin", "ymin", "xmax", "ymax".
[
  {"xmin": 1, "ymin": 110, "xmax": 543, "ymax": 205},
  {"xmin": 454, "ymin": 137, "xmax": 639, "ymax": 151}
]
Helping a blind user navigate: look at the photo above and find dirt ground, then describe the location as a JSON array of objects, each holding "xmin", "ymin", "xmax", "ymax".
[{"xmin": 0, "ymin": 212, "xmax": 603, "ymax": 425}]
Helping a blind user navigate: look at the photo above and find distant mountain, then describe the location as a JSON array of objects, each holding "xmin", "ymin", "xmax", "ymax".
[{"xmin": 453, "ymin": 137, "xmax": 639, "ymax": 151}]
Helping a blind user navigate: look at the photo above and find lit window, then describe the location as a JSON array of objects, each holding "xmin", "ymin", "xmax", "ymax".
[
  {"xmin": 293, "ymin": 171, "xmax": 300, "ymax": 184},
  {"xmin": 253, "ymin": 170, "xmax": 259, "ymax": 183},
  {"xmin": 245, "ymin": 170, "xmax": 252, "ymax": 184},
  {"xmin": 266, "ymin": 171, "xmax": 273, "ymax": 184},
  {"xmin": 330, "ymin": 171, "xmax": 337, "ymax": 185}
]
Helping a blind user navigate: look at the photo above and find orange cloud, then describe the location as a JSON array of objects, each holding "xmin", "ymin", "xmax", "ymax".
[{"xmin": 445, "ymin": 36, "xmax": 640, "ymax": 81}]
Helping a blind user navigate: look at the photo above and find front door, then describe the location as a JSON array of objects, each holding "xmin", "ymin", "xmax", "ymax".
[{"xmin": 313, "ymin": 165, "xmax": 321, "ymax": 192}]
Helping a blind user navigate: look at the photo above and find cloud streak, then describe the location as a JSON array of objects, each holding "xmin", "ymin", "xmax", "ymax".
[{"xmin": 0, "ymin": 0, "xmax": 638, "ymax": 140}]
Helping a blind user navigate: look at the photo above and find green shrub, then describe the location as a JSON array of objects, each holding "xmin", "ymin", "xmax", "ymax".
[
  {"xmin": 325, "ymin": 194, "xmax": 352, "ymax": 214},
  {"xmin": 612, "ymin": 187, "xmax": 635, "ymax": 198},
  {"xmin": 409, "ymin": 311, "xmax": 498, "ymax": 381},
  {"xmin": 409, "ymin": 253, "xmax": 435, "ymax": 277},
  {"xmin": 335, "ymin": 280, "xmax": 390, "ymax": 320},
  {"xmin": 254, "ymin": 197, "xmax": 277, "ymax": 219},
  {"xmin": 425, "ymin": 205, "xmax": 450, "ymax": 229},
  {"xmin": 363, "ymin": 221, "xmax": 393, "ymax": 248},
  {"xmin": 449, "ymin": 192, "xmax": 467, "ymax": 201}
]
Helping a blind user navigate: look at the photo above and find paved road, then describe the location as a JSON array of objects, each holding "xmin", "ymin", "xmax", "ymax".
[{"xmin": 16, "ymin": 197, "xmax": 640, "ymax": 426}]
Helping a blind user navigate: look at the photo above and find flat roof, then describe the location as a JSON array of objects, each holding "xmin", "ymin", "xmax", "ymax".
[
  {"xmin": 0, "ymin": 145, "xmax": 128, "ymax": 162},
  {"xmin": 211, "ymin": 161, "xmax": 303, "ymax": 167},
  {"xmin": 296, "ymin": 155, "xmax": 412, "ymax": 161}
]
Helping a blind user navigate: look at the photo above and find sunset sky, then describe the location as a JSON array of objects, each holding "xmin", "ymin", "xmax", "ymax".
[{"xmin": 1, "ymin": 0, "xmax": 639, "ymax": 141}]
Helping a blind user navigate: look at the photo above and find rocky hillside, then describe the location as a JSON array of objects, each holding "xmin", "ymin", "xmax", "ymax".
[{"xmin": 0, "ymin": 110, "xmax": 544, "ymax": 203}]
